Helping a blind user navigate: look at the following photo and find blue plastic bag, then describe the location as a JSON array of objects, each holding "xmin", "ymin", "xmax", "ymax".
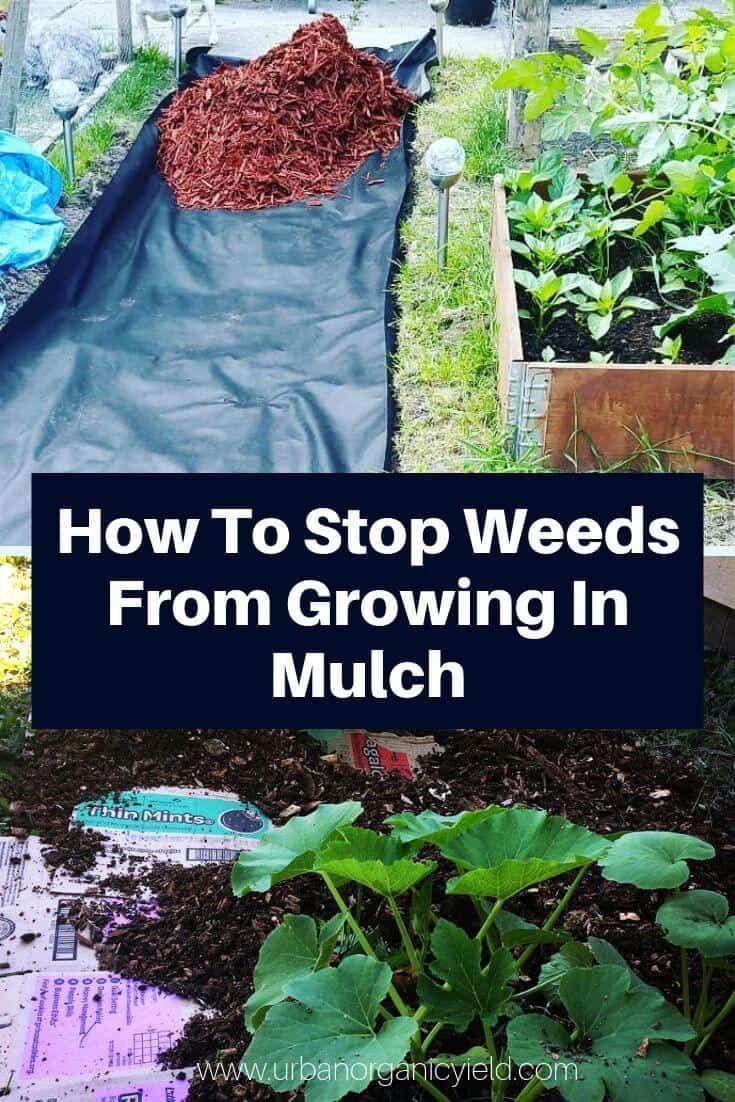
[{"xmin": 0, "ymin": 130, "xmax": 65, "ymax": 270}]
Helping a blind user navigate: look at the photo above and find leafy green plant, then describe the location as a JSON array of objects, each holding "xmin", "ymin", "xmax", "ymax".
[
  {"xmin": 232, "ymin": 802, "xmax": 734, "ymax": 1102},
  {"xmin": 568, "ymin": 267, "xmax": 656, "ymax": 341},
  {"xmin": 514, "ymin": 269, "xmax": 581, "ymax": 336},
  {"xmin": 495, "ymin": 3, "xmax": 735, "ymax": 361}
]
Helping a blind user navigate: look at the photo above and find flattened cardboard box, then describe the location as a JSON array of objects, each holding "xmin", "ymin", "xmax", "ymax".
[
  {"xmin": 320, "ymin": 730, "xmax": 441, "ymax": 778},
  {"xmin": 0, "ymin": 836, "xmax": 97, "ymax": 973},
  {"xmin": 4, "ymin": 1070, "xmax": 192, "ymax": 1101},
  {"xmin": 0, "ymin": 972, "xmax": 199, "ymax": 1092},
  {"xmin": 51, "ymin": 787, "xmax": 270, "ymax": 893}
]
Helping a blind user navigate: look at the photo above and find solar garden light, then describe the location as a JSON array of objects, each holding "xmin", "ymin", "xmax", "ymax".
[
  {"xmin": 170, "ymin": 1, "xmax": 188, "ymax": 82},
  {"xmin": 424, "ymin": 137, "xmax": 465, "ymax": 270},
  {"xmin": 429, "ymin": 0, "xmax": 449, "ymax": 64},
  {"xmin": 48, "ymin": 80, "xmax": 82, "ymax": 187}
]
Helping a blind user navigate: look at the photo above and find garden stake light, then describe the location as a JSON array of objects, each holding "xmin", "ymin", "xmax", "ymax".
[
  {"xmin": 48, "ymin": 79, "xmax": 81, "ymax": 187},
  {"xmin": 429, "ymin": 0, "xmax": 449, "ymax": 64},
  {"xmin": 169, "ymin": 1, "xmax": 188, "ymax": 82},
  {"xmin": 425, "ymin": 137, "xmax": 465, "ymax": 269}
]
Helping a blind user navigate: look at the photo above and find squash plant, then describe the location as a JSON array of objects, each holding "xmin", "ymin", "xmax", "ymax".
[
  {"xmin": 495, "ymin": 1, "xmax": 735, "ymax": 362},
  {"xmin": 231, "ymin": 802, "xmax": 734, "ymax": 1102}
]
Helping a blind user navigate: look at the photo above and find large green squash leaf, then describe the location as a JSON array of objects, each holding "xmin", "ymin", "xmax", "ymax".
[
  {"xmin": 245, "ymin": 914, "xmax": 345, "ymax": 1030},
  {"xmin": 417, "ymin": 919, "xmax": 515, "ymax": 1030},
  {"xmin": 599, "ymin": 831, "xmax": 715, "ymax": 889},
  {"xmin": 314, "ymin": 826, "xmax": 436, "ymax": 896},
  {"xmin": 440, "ymin": 808, "xmax": 607, "ymax": 901},
  {"xmin": 231, "ymin": 802, "xmax": 362, "ymax": 896},
  {"xmin": 656, "ymin": 890, "xmax": 735, "ymax": 959},
  {"xmin": 703, "ymin": 1070, "xmax": 735, "ymax": 1101},
  {"xmin": 448, "ymin": 858, "xmax": 584, "ymax": 900},
  {"xmin": 539, "ymin": 938, "xmax": 646, "ymax": 1001},
  {"xmin": 385, "ymin": 806, "xmax": 503, "ymax": 848},
  {"xmin": 507, "ymin": 965, "xmax": 701, "ymax": 1102},
  {"xmin": 241, "ymin": 956, "xmax": 416, "ymax": 1102}
]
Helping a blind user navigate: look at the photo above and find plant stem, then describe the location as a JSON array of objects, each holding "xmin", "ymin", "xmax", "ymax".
[
  {"xmin": 483, "ymin": 1018, "xmax": 499, "ymax": 1067},
  {"xmin": 680, "ymin": 948, "xmax": 691, "ymax": 1019},
  {"xmin": 320, "ymin": 873, "xmax": 412, "ymax": 1017},
  {"xmin": 516, "ymin": 865, "xmax": 590, "ymax": 972},
  {"xmin": 515, "ymin": 1075, "xmax": 546, "ymax": 1102},
  {"xmin": 694, "ymin": 990, "xmax": 735, "ymax": 1056},
  {"xmin": 388, "ymin": 895, "xmax": 421, "ymax": 973},
  {"xmin": 410, "ymin": 1068, "xmax": 453, "ymax": 1102},
  {"xmin": 476, "ymin": 898, "xmax": 505, "ymax": 945},
  {"xmin": 693, "ymin": 962, "xmax": 713, "ymax": 1032},
  {"xmin": 421, "ymin": 1021, "xmax": 444, "ymax": 1052}
]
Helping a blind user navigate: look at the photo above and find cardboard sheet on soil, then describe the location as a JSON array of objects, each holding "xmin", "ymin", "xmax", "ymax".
[
  {"xmin": 0, "ymin": 972, "xmax": 199, "ymax": 1090},
  {"xmin": 51, "ymin": 787, "xmax": 269, "ymax": 892}
]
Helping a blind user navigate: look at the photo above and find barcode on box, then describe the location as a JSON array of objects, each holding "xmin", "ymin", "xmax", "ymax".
[
  {"xmin": 53, "ymin": 901, "xmax": 78, "ymax": 961},
  {"xmin": 185, "ymin": 848, "xmax": 238, "ymax": 863}
]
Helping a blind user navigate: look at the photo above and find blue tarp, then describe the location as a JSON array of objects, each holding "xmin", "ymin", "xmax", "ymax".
[{"xmin": 0, "ymin": 131, "xmax": 64, "ymax": 271}]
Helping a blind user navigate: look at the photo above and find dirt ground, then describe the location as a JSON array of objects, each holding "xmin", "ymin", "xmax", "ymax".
[{"xmin": 8, "ymin": 726, "xmax": 735, "ymax": 1100}]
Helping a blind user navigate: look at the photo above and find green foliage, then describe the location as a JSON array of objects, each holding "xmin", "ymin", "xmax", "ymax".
[
  {"xmin": 244, "ymin": 913, "xmax": 345, "ymax": 1030},
  {"xmin": 568, "ymin": 267, "xmax": 656, "ymax": 341},
  {"xmin": 496, "ymin": 3, "xmax": 735, "ymax": 360},
  {"xmin": 0, "ymin": 558, "xmax": 31, "ymax": 759},
  {"xmin": 231, "ymin": 801, "xmax": 362, "ymax": 895},
  {"xmin": 703, "ymin": 1070, "xmax": 735, "ymax": 1101},
  {"xmin": 599, "ymin": 830, "xmax": 715, "ymax": 888},
  {"xmin": 417, "ymin": 919, "xmax": 514, "ymax": 1029},
  {"xmin": 236, "ymin": 802, "xmax": 732, "ymax": 1102},
  {"xmin": 392, "ymin": 56, "xmax": 520, "ymax": 474},
  {"xmin": 49, "ymin": 47, "xmax": 171, "ymax": 195},
  {"xmin": 508, "ymin": 965, "xmax": 701, "ymax": 1101},
  {"xmin": 241, "ymin": 956, "xmax": 416, "ymax": 1102},
  {"xmin": 315, "ymin": 826, "xmax": 436, "ymax": 896},
  {"xmin": 656, "ymin": 891, "xmax": 735, "ymax": 959},
  {"xmin": 440, "ymin": 806, "xmax": 608, "ymax": 900}
]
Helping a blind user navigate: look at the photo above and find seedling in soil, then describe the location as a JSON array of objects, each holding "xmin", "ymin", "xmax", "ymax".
[
  {"xmin": 513, "ymin": 269, "xmax": 581, "ymax": 337},
  {"xmin": 568, "ymin": 267, "xmax": 657, "ymax": 342},
  {"xmin": 232, "ymin": 802, "xmax": 734, "ymax": 1101}
]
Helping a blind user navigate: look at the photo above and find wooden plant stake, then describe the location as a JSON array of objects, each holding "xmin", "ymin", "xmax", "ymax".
[
  {"xmin": 0, "ymin": 0, "xmax": 30, "ymax": 132},
  {"xmin": 116, "ymin": 0, "xmax": 134, "ymax": 62},
  {"xmin": 506, "ymin": 0, "xmax": 549, "ymax": 159}
]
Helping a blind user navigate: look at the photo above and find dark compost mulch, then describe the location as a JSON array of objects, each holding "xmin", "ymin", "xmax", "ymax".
[{"xmin": 8, "ymin": 728, "xmax": 735, "ymax": 1099}]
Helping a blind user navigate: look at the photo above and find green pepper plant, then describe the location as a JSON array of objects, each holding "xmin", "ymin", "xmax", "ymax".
[
  {"xmin": 231, "ymin": 801, "xmax": 735, "ymax": 1102},
  {"xmin": 495, "ymin": 3, "xmax": 735, "ymax": 362}
]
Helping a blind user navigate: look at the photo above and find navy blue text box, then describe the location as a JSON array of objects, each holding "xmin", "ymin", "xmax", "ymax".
[{"xmin": 32, "ymin": 473, "xmax": 703, "ymax": 729}]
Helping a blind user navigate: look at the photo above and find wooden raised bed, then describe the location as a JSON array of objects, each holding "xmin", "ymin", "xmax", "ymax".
[{"xmin": 491, "ymin": 177, "xmax": 735, "ymax": 476}]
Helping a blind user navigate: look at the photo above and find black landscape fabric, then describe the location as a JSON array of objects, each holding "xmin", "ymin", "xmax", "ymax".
[{"xmin": 0, "ymin": 35, "xmax": 434, "ymax": 545}]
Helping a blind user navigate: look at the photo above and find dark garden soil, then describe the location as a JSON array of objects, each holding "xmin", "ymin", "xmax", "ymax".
[
  {"xmin": 517, "ymin": 238, "xmax": 731, "ymax": 365},
  {"xmin": 8, "ymin": 727, "xmax": 735, "ymax": 1099},
  {"xmin": 0, "ymin": 135, "xmax": 132, "ymax": 330}
]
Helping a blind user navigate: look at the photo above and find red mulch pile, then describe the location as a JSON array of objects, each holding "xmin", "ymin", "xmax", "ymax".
[{"xmin": 157, "ymin": 15, "xmax": 415, "ymax": 211}]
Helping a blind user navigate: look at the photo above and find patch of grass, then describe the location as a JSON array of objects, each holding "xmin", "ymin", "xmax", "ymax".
[
  {"xmin": 49, "ymin": 46, "xmax": 171, "ymax": 194},
  {"xmin": 394, "ymin": 57, "xmax": 526, "ymax": 473},
  {"xmin": 0, "ymin": 558, "xmax": 31, "ymax": 818}
]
